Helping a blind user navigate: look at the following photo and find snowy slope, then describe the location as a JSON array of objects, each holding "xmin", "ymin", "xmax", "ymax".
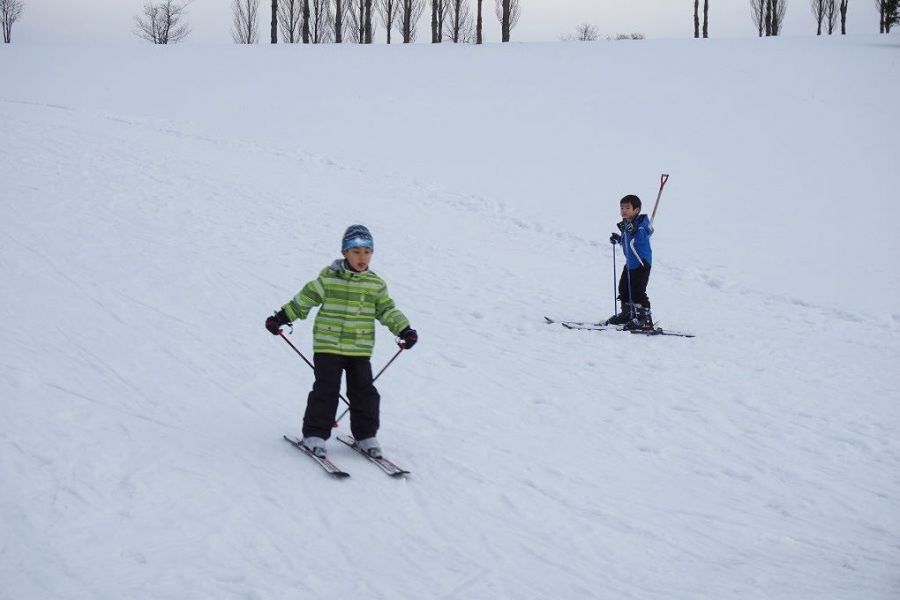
[{"xmin": 2, "ymin": 37, "xmax": 899, "ymax": 600}]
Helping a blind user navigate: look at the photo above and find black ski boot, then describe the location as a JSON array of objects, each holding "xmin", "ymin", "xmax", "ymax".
[
  {"xmin": 605, "ymin": 302, "xmax": 634, "ymax": 326},
  {"xmin": 623, "ymin": 305, "xmax": 655, "ymax": 331}
]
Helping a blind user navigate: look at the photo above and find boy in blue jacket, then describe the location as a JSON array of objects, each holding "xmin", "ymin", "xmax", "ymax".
[{"xmin": 606, "ymin": 194, "xmax": 654, "ymax": 330}]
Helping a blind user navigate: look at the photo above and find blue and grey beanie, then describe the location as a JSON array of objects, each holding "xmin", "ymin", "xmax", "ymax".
[{"xmin": 341, "ymin": 224, "xmax": 374, "ymax": 252}]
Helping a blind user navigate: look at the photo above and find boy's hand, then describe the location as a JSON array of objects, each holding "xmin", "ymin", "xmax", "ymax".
[
  {"xmin": 265, "ymin": 310, "xmax": 288, "ymax": 335},
  {"xmin": 398, "ymin": 327, "xmax": 418, "ymax": 350},
  {"xmin": 609, "ymin": 233, "xmax": 621, "ymax": 245}
]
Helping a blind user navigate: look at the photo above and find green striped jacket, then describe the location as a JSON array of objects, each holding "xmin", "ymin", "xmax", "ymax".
[{"xmin": 281, "ymin": 259, "xmax": 410, "ymax": 357}]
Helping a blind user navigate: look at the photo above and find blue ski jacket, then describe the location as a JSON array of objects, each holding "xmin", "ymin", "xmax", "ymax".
[{"xmin": 619, "ymin": 214, "xmax": 653, "ymax": 269}]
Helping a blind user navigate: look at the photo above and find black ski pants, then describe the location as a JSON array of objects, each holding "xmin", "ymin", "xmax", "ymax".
[
  {"xmin": 618, "ymin": 264, "xmax": 651, "ymax": 310},
  {"xmin": 302, "ymin": 353, "xmax": 380, "ymax": 441}
]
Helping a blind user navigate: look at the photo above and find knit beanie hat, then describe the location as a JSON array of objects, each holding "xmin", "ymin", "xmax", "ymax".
[{"xmin": 341, "ymin": 224, "xmax": 374, "ymax": 252}]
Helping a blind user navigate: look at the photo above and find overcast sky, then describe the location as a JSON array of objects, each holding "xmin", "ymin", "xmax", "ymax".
[{"xmin": 12, "ymin": 0, "xmax": 887, "ymax": 44}]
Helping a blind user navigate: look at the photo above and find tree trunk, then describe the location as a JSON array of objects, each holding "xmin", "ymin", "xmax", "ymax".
[
  {"xmin": 702, "ymin": 0, "xmax": 709, "ymax": 37},
  {"xmin": 501, "ymin": 0, "xmax": 510, "ymax": 42},
  {"xmin": 271, "ymin": 0, "xmax": 277, "ymax": 42},
  {"xmin": 335, "ymin": 0, "xmax": 343, "ymax": 42},
  {"xmin": 302, "ymin": 0, "xmax": 310, "ymax": 42},
  {"xmin": 432, "ymin": 0, "xmax": 438, "ymax": 42},
  {"xmin": 771, "ymin": 0, "xmax": 779, "ymax": 35},
  {"xmin": 693, "ymin": 0, "xmax": 699, "ymax": 38},
  {"xmin": 476, "ymin": 0, "xmax": 482, "ymax": 44}
]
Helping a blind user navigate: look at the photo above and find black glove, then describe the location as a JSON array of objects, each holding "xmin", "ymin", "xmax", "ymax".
[
  {"xmin": 617, "ymin": 220, "xmax": 635, "ymax": 234},
  {"xmin": 609, "ymin": 232, "xmax": 621, "ymax": 245},
  {"xmin": 398, "ymin": 327, "xmax": 418, "ymax": 349},
  {"xmin": 265, "ymin": 310, "xmax": 288, "ymax": 335}
]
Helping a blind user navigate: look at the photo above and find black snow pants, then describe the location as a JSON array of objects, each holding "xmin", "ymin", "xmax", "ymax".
[
  {"xmin": 618, "ymin": 264, "xmax": 652, "ymax": 309},
  {"xmin": 302, "ymin": 353, "xmax": 380, "ymax": 441}
]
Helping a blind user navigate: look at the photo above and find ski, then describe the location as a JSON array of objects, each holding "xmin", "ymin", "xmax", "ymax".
[
  {"xmin": 336, "ymin": 434, "xmax": 410, "ymax": 478},
  {"xmin": 544, "ymin": 316, "xmax": 606, "ymax": 329},
  {"xmin": 562, "ymin": 323, "xmax": 609, "ymax": 331},
  {"xmin": 546, "ymin": 316, "xmax": 694, "ymax": 337},
  {"xmin": 626, "ymin": 327, "xmax": 695, "ymax": 338},
  {"xmin": 283, "ymin": 435, "xmax": 350, "ymax": 478}
]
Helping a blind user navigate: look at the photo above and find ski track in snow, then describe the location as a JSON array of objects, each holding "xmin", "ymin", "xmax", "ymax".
[{"xmin": 2, "ymin": 41, "xmax": 900, "ymax": 600}]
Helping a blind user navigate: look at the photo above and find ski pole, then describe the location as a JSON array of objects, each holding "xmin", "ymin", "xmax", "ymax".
[
  {"xmin": 333, "ymin": 344, "xmax": 405, "ymax": 426},
  {"xmin": 625, "ymin": 259, "xmax": 635, "ymax": 320},
  {"xmin": 612, "ymin": 238, "xmax": 618, "ymax": 316},
  {"xmin": 650, "ymin": 173, "xmax": 669, "ymax": 225}
]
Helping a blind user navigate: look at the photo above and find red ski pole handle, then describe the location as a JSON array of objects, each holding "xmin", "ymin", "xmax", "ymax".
[{"xmin": 651, "ymin": 173, "xmax": 669, "ymax": 223}]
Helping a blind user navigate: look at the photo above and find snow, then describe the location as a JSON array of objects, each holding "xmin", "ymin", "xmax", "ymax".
[{"xmin": 2, "ymin": 36, "xmax": 899, "ymax": 599}]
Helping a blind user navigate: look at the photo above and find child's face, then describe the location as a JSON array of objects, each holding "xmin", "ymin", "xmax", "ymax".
[
  {"xmin": 620, "ymin": 202, "xmax": 640, "ymax": 221},
  {"xmin": 343, "ymin": 247, "xmax": 373, "ymax": 272}
]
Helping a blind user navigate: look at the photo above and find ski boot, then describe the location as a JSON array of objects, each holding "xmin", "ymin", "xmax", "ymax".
[
  {"xmin": 622, "ymin": 305, "xmax": 655, "ymax": 332},
  {"xmin": 355, "ymin": 437, "xmax": 383, "ymax": 459},
  {"xmin": 301, "ymin": 436, "xmax": 327, "ymax": 459}
]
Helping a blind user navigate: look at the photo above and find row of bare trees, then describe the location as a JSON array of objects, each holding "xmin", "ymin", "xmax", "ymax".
[
  {"xmin": 749, "ymin": 0, "xmax": 789, "ymax": 35},
  {"xmin": 1, "ymin": 0, "xmax": 23, "ymax": 43},
  {"xmin": 125, "ymin": 0, "xmax": 898, "ymax": 46},
  {"xmin": 811, "ymin": 0, "xmax": 845, "ymax": 34},
  {"xmin": 698, "ymin": 0, "xmax": 893, "ymax": 37},
  {"xmin": 227, "ymin": 0, "xmax": 518, "ymax": 44}
]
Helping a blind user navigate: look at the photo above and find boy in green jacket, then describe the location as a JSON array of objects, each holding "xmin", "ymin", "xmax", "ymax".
[{"xmin": 265, "ymin": 225, "xmax": 418, "ymax": 459}]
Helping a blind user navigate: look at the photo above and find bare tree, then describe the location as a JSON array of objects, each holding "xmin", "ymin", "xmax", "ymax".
[
  {"xmin": 271, "ymin": 0, "xmax": 278, "ymax": 42},
  {"xmin": 825, "ymin": 0, "xmax": 838, "ymax": 31},
  {"xmin": 365, "ymin": 0, "xmax": 374, "ymax": 41},
  {"xmin": 750, "ymin": 0, "xmax": 765, "ymax": 35},
  {"xmin": 309, "ymin": 0, "xmax": 333, "ymax": 41},
  {"xmin": 301, "ymin": 0, "xmax": 310, "ymax": 41},
  {"xmin": 887, "ymin": 0, "xmax": 900, "ymax": 32},
  {"xmin": 430, "ymin": 0, "xmax": 449, "ymax": 41},
  {"xmin": 278, "ymin": 0, "xmax": 303, "ymax": 42},
  {"xmin": 376, "ymin": 0, "xmax": 399, "ymax": 42},
  {"xmin": 767, "ymin": 0, "xmax": 788, "ymax": 34},
  {"xmin": 334, "ymin": 0, "xmax": 345, "ymax": 42},
  {"xmin": 476, "ymin": 0, "xmax": 482, "ymax": 43},
  {"xmin": 839, "ymin": 0, "xmax": 848, "ymax": 33},
  {"xmin": 694, "ymin": 0, "xmax": 700, "ymax": 37},
  {"xmin": 811, "ymin": 0, "xmax": 826, "ymax": 33},
  {"xmin": 1, "ymin": 0, "xmax": 23, "ymax": 43},
  {"xmin": 494, "ymin": 0, "xmax": 519, "ymax": 42},
  {"xmin": 445, "ymin": 0, "xmax": 473, "ymax": 42},
  {"xmin": 396, "ymin": 0, "xmax": 425, "ymax": 42},
  {"xmin": 703, "ymin": 0, "xmax": 709, "ymax": 37},
  {"xmin": 875, "ymin": 0, "xmax": 898, "ymax": 32},
  {"xmin": 232, "ymin": 0, "xmax": 260, "ymax": 42},
  {"xmin": 570, "ymin": 23, "xmax": 599, "ymax": 41},
  {"xmin": 874, "ymin": 0, "xmax": 885, "ymax": 32},
  {"xmin": 134, "ymin": 0, "xmax": 191, "ymax": 44},
  {"xmin": 346, "ymin": 0, "xmax": 376, "ymax": 41}
]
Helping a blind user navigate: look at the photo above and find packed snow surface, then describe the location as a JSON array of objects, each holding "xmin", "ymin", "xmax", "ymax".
[{"xmin": 1, "ymin": 36, "xmax": 899, "ymax": 599}]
